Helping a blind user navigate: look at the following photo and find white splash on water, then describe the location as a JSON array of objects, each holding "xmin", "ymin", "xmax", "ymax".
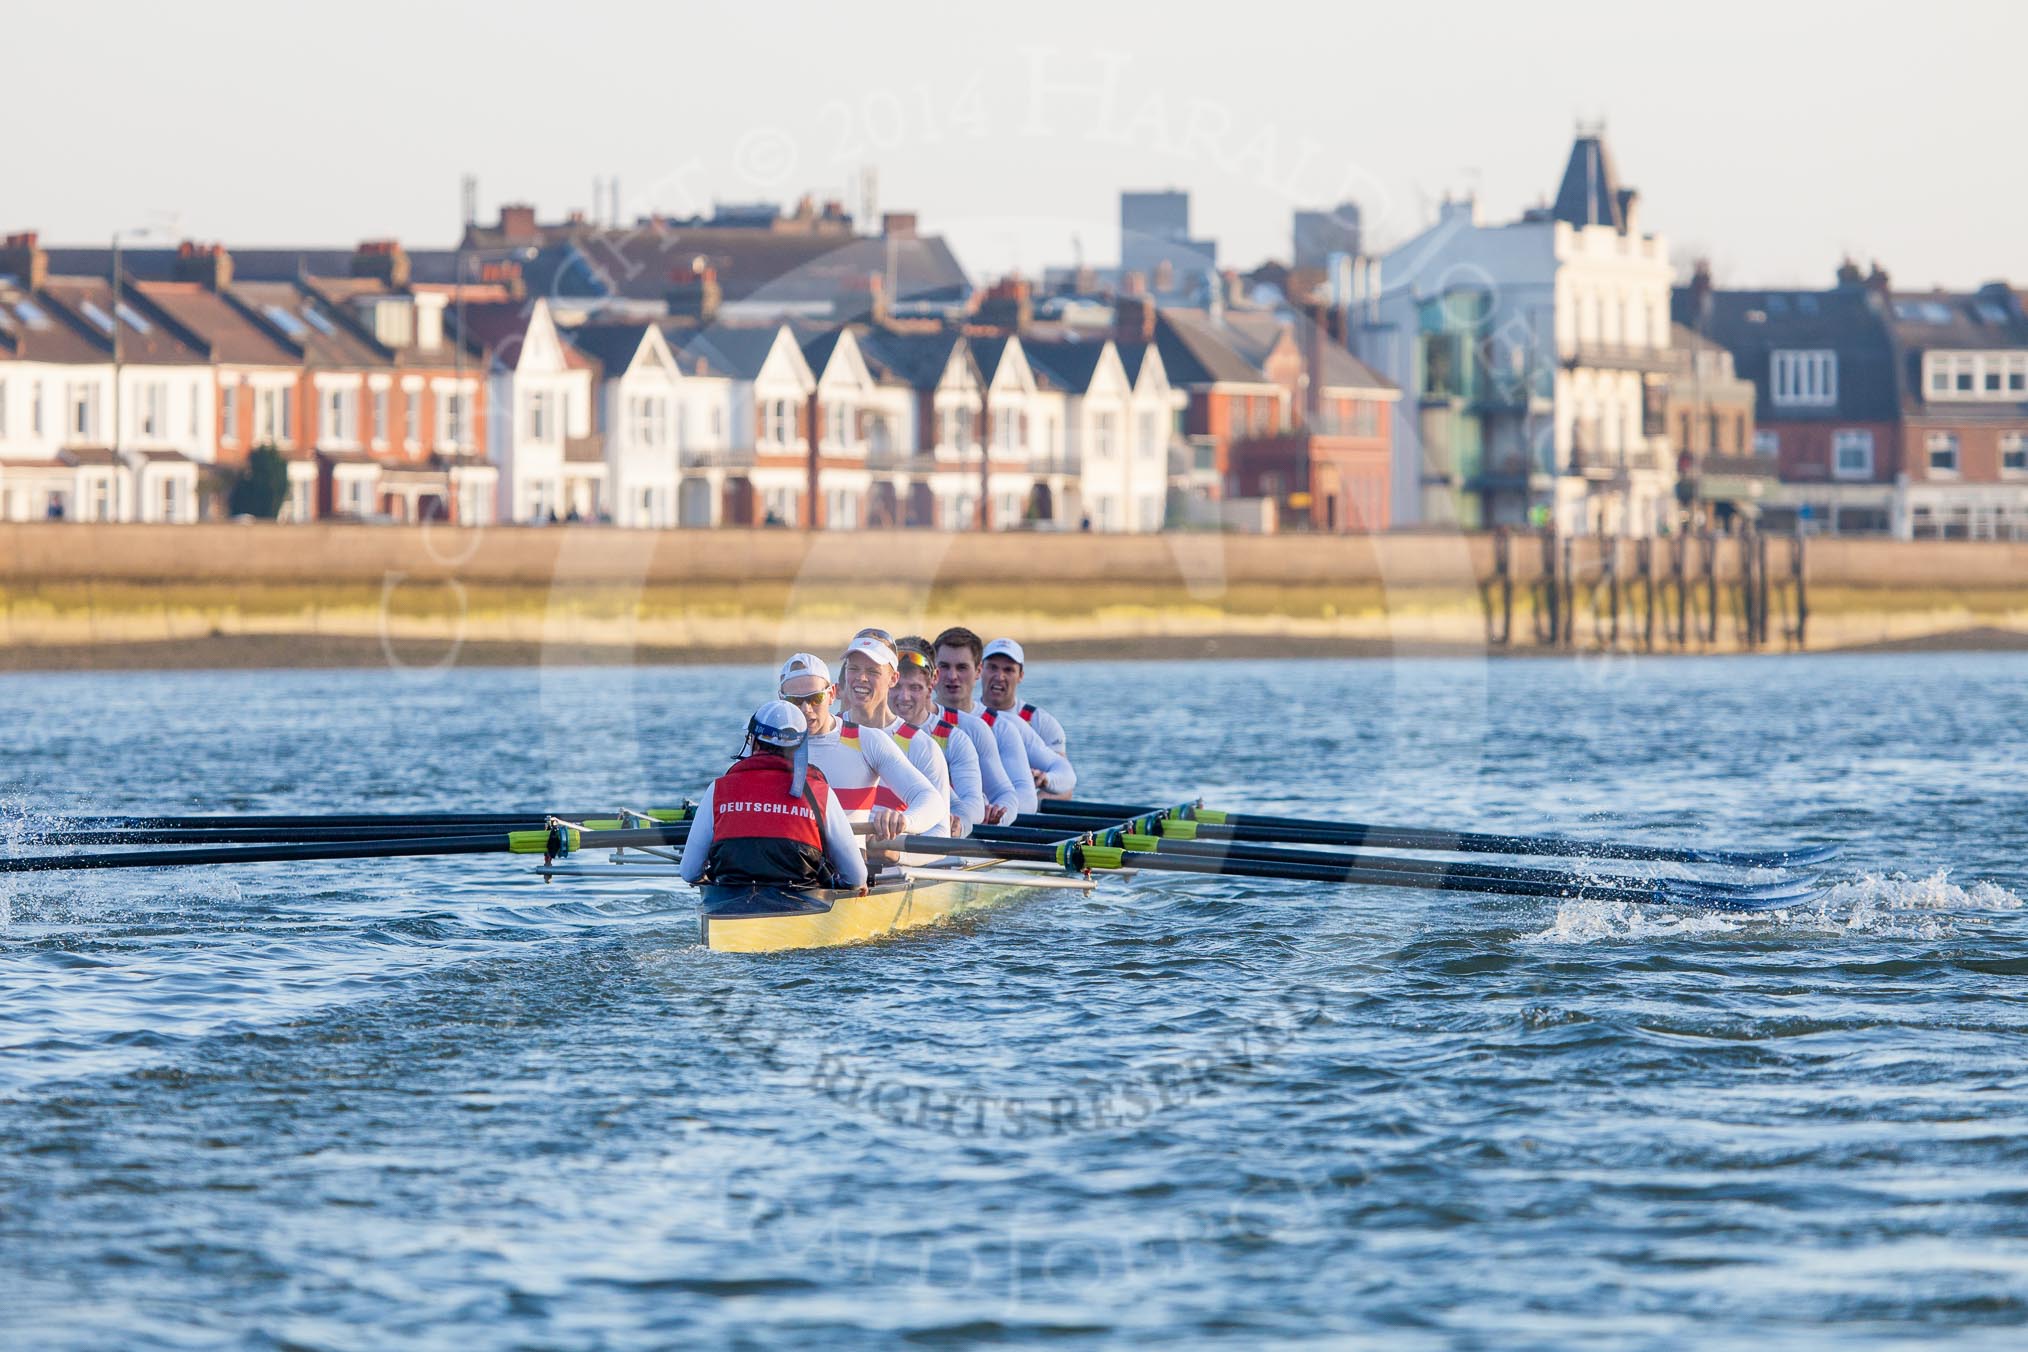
[{"xmin": 1527, "ymin": 870, "xmax": 2022, "ymax": 945}]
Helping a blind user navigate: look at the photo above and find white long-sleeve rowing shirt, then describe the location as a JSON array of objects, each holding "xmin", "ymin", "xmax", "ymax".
[
  {"xmin": 938, "ymin": 703, "xmax": 1022, "ymax": 825},
  {"xmin": 981, "ymin": 705, "xmax": 1075, "ymax": 811},
  {"xmin": 899, "ymin": 709, "xmax": 985, "ymax": 834},
  {"xmin": 807, "ymin": 719, "xmax": 945, "ymax": 836},
  {"xmin": 1021, "ymin": 702, "xmax": 1069, "ymax": 757},
  {"xmin": 873, "ymin": 714, "xmax": 956, "ymax": 837}
]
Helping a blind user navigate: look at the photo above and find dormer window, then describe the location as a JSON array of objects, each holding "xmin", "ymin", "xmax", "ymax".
[{"xmin": 1770, "ymin": 350, "xmax": 1837, "ymax": 408}]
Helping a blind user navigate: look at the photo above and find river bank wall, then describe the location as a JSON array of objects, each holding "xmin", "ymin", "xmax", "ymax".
[{"xmin": 1, "ymin": 524, "xmax": 2023, "ymax": 670}]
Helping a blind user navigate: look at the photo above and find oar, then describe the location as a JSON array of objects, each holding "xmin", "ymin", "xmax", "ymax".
[
  {"xmin": 896, "ymin": 834, "xmax": 1814, "ymax": 912},
  {"xmin": 28, "ymin": 807, "xmax": 692, "ymax": 832},
  {"xmin": 0, "ymin": 825, "xmax": 691, "ymax": 875},
  {"xmin": 1034, "ymin": 800, "xmax": 1837, "ymax": 869},
  {"xmin": 967, "ymin": 826, "xmax": 1803, "ymax": 901},
  {"xmin": 22, "ymin": 816, "xmax": 687, "ymax": 848}
]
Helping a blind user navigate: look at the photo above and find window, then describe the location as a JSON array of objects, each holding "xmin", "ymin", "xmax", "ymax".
[
  {"xmin": 321, "ymin": 386, "xmax": 358, "ymax": 444},
  {"xmin": 526, "ymin": 389, "xmax": 555, "ymax": 442},
  {"xmin": 67, "ymin": 383, "xmax": 97, "ymax": 442},
  {"xmin": 627, "ymin": 395, "xmax": 667, "ymax": 449},
  {"xmin": 1754, "ymin": 429, "xmax": 1779, "ymax": 456},
  {"xmin": 404, "ymin": 389, "xmax": 421, "ymax": 448},
  {"xmin": 1832, "ymin": 430, "xmax": 1874, "ymax": 479},
  {"xmin": 1927, "ymin": 431, "xmax": 1959, "ymax": 474},
  {"xmin": 371, "ymin": 390, "xmax": 388, "ymax": 446},
  {"xmin": 1092, "ymin": 411, "xmax": 1115, "ymax": 459},
  {"xmin": 766, "ymin": 398, "xmax": 796, "ymax": 446},
  {"xmin": 439, "ymin": 390, "xmax": 469, "ymax": 450},
  {"xmin": 254, "ymin": 386, "xmax": 294, "ymax": 447},
  {"xmin": 1770, "ymin": 350, "xmax": 1837, "ymax": 408},
  {"xmin": 138, "ymin": 381, "xmax": 166, "ymax": 439},
  {"xmin": 2002, "ymin": 432, "xmax": 2027, "ymax": 475},
  {"xmin": 287, "ymin": 475, "xmax": 313, "ymax": 522},
  {"xmin": 825, "ymin": 402, "xmax": 850, "ymax": 447},
  {"xmin": 1925, "ymin": 352, "xmax": 2028, "ymax": 401},
  {"xmin": 1137, "ymin": 411, "xmax": 1157, "ymax": 460},
  {"xmin": 30, "ymin": 381, "xmax": 42, "ymax": 436},
  {"xmin": 219, "ymin": 386, "xmax": 239, "ymax": 446},
  {"xmin": 675, "ymin": 402, "xmax": 690, "ymax": 451}
]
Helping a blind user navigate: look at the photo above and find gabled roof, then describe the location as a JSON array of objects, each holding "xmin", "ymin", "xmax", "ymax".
[
  {"xmin": 672, "ymin": 324, "xmax": 790, "ymax": 382},
  {"xmin": 36, "ymin": 277, "xmax": 209, "ymax": 365},
  {"xmin": 1883, "ymin": 288, "xmax": 2028, "ymax": 352},
  {"xmin": 1154, "ymin": 308, "xmax": 1272, "ymax": 385},
  {"xmin": 1675, "ymin": 283, "xmax": 1901, "ymax": 422},
  {"xmin": 524, "ymin": 226, "xmax": 970, "ymax": 311},
  {"xmin": 1308, "ymin": 337, "xmax": 1393, "ymax": 393},
  {"xmin": 1021, "ymin": 336, "xmax": 1112, "ymax": 394},
  {"xmin": 0, "ymin": 280, "xmax": 114, "ymax": 363},
  {"xmin": 42, "ymin": 246, "xmax": 469, "ymax": 286},
  {"xmin": 454, "ymin": 299, "xmax": 593, "ymax": 372},
  {"xmin": 856, "ymin": 328, "xmax": 968, "ymax": 390},
  {"xmin": 131, "ymin": 281, "xmax": 299, "ymax": 366},
  {"xmin": 227, "ymin": 280, "xmax": 388, "ymax": 368},
  {"xmin": 565, "ymin": 321, "xmax": 660, "ymax": 377}
]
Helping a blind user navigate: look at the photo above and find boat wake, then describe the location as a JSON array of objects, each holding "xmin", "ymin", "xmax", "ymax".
[{"xmin": 1528, "ymin": 869, "xmax": 2023, "ymax": 945}]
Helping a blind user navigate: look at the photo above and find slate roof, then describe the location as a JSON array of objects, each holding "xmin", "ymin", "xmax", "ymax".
[
  {"xmin": 525, "ymin": 226, "xmax": 969, "ymax": 311},
  {"xmin": 564, "ymin": 322, "xmax": 656, "ymax": 378},
  {"xmin": 670, "ymin": 324, "xmax": 788, "ymax": 382},
  {"xmin": 131, "ymin": 281, "xmax": 299, "ymax": 366},
  {"xmin": 1154, "ymin": 309, "xmax": 1265, "ymax": 386},
  {"xmin": 226, "ymin": 280, "xmax": 386, "ymax": 368},
  {"xmin": 1551, "ymin": 133, "xmax": 1632, "ymax": 232},
  {"xmin": 36, "ymin": 277, "xmax": 209, "ymax": 365},
  {"xmin": 1021, "ymin": 336, "xmax": 1110, "ymax": 394},
  {"xmin": 1675, "ymin": 283, "xmax": 1902, "ymax": 423},
  {"xmin": 856, "ymin": 328, "xmax": 966, "ymax": 390},
  {"xmin": 42, "ymin": 246, "xmax": 469, "ymax": 286}
]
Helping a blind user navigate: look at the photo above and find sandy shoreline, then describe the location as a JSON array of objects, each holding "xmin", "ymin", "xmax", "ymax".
[{"xmin": 2, "ymin": 627, "xmax": 2024, "ymax": 674}]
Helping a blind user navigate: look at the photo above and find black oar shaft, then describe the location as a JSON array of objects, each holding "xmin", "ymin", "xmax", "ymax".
[{"xmin": 0, "ymin": 825, "xmax": 691, "ymax": 874}]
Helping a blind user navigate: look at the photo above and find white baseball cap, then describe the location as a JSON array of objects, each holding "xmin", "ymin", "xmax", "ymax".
[
  {"xmin": 778, "ymin": 652, "xmax": 833, "ymax": 697},
  {"xmin": 982, "ymin": 637, "xmax": 1026, "ymax": 665},
  {"xmin": 842, "ymin": 633, "xmax": 898, "ymax": 669},
  {"xmin": 747, "ymin": 699, "xmax": 808, "ymax": 747}
]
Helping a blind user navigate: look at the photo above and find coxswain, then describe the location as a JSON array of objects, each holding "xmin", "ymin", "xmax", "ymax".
[
  {"xmin": 982, "ymin": 637, "xmax": 1069, "ymax": 758},
  {"xmin": 777, "ymin": 650, "xmax": 943, "ymax": 840},
  {"xmin": 891, "ymin": 635, "xmax": 990, "ymax": 833},
  {"xmin": 836, "ymin": 629, "xmax": 957, "ymax": 837},
  {"xmin": 677, "ymin": 698, "xmax": 867, "ymax": 891},
  {"xmin": 931, "ymin": 626, "xmax": 1072, "ymax": 814}
]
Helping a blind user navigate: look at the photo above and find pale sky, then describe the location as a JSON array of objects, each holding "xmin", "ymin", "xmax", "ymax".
[{"xmin": 7, "ymin": 0, "xmax": 2021, "ymax": 292}]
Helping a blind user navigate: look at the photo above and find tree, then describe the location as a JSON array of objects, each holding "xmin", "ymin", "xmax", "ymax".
[{"xmin": 226, "ymin": 445, "xmax": 291, "ymax": 519}]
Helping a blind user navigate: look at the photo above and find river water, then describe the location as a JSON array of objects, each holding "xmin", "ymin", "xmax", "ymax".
[{"xmin": 0, "ymin": 653, "xmax": 2023, "ymax": 1349}]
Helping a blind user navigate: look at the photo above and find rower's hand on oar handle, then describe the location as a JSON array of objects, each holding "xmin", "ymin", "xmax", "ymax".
[
  {"xmin": 1031, "ymin": 768, "xmax": 1048, "ymax": 789},
  {"xmin": 869, "ymin": 808, "xmax": 907, "ymax": 841},
  {"xmin": 982, "ymin": 804, "xmax": 1007, "ymax": 825}
]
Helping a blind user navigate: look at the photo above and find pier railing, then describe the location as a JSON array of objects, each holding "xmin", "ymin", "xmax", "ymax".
[{"xmin": 1479, "ymin": 528, "xmax": 1807, "ymax": 652}]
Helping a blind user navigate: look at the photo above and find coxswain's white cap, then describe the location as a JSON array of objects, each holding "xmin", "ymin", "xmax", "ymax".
[
  {"xmin": 843, "ymin": 633, "xmax": 898, "ymax": 669},
  {"xmin": 778, "ymin": 652, "xmax": 833, "ymax": 697},
  {"xmin": 982, "ymin": 637, "xmax": 1026, "ymax": 665},
  {"xmin": 748, "ymin": 699, "xmax": 808, "ymax": 747}
]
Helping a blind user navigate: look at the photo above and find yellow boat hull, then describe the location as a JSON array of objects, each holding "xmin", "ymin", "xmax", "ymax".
[{"xmin": 702, "ymin": 868, "xmax": 1087, "ymax": 953}]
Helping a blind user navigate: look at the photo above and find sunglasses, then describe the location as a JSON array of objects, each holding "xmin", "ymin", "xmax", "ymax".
[
  {"xmin": 782, "ymin": 688, "xmax": 830, "ymax": 707},
  {"xmin": 896, "ymin": 649, "xmax": 932, "ymax": 670}
]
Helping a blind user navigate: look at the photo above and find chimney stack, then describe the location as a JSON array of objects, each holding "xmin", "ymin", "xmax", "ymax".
[
  {"xmin": 351, "ymin": 239, "xmax": 410, "ymax": 288},
  {"xmin": 1, "ymin": 231, "xmax": 48, "ymax": 291},
  {"xmin": 172, "ymin": 240, "xmax": 234, "ymax": 290},
  {"xmin": 881, "ymin": 212, "xmax": 918, "ymax": 240},
  {"xmin": 1834, "ymin": 258, "xmax": 1862, "ymax": 288},
  {"xmin": 1116, "ymin": 294, "xmax": 1156, "ymax": 343},
  {"xmin": 668, "ymin": 259, "xmax": 722, "ymax": 323},
  {"xmin": 497, "ymin": 204, "xmax": 539, "ymax": 242}
]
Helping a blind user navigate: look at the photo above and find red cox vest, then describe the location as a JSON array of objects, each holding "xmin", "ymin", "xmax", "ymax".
[{"xmin": 706, "ymin": 754, "xmax": 837, "ymax": 889}]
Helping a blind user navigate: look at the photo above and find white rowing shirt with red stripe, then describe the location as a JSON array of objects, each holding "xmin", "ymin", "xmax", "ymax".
[
  {"xmin": 898, "ymin": 708, "xmax": 985, "ymax": 834},
  {"xmin": 805, "ymin": 718, "xmax": 945, "ymax": 836},
  {"xmin": 979, "ymin": 704, "xmax": 1075, "ymax": 811},
  {"xmin": 873, "ymin": 715, "xmax": 955, "ymax": 837}
]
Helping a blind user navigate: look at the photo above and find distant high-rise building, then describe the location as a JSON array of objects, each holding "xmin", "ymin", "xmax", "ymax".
[
  {"xmin": 1120, "ymin": 189, "xmax": 1216, "ymax": 281},
  {"xmin": 1293, "ymin": 203, "xmax": 1362, "ymax": 270}
]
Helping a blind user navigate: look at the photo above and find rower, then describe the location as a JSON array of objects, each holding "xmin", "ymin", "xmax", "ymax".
[
  {"xmin": 891, "ymin": 635, "xmax": 989, "ymax": 834},
  {"xmin": 677, "ymin": 698, "xmax": 867, "ymax": 891},
  {"xmin": 931, "ymin": 626, "xmax": 1071, "ymax": 814},
  {"xmin": 778, "ymin": 650, "xmax": 943, "ymax": 842},
  {"xmin": 837, "ymin": 629, "xmax": 957, "ymax": 837},
  {"xmin": 983, "ymin": 637, "xmax": 1069, "ymax": 758}
]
